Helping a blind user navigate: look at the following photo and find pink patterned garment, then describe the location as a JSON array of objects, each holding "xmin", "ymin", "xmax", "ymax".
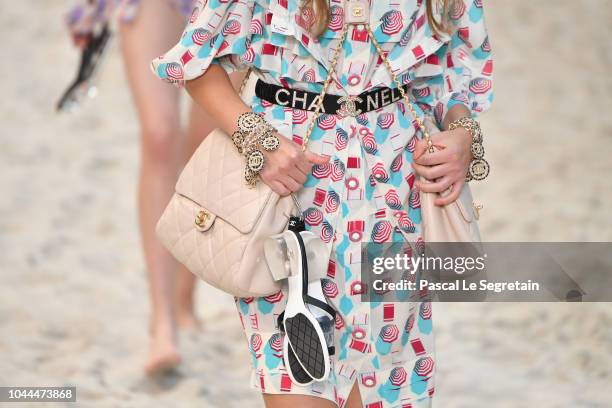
[{"xmin": 152, "ymin": 0, "xmax": 494, "ymax": 406}]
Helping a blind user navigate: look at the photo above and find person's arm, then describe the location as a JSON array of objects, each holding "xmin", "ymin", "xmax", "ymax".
[
  {"xmin": 185, "ymin": 65, "xmax": 251, "ymax": 135},
  {"xmin": 411, "ymin": 104, "xmax": 473, "ymax": 206},
  {"xmin": 151, "ymin": 0, "xmax": 328, "ymax": 196},
  {"xmin": 184, "ymin": 66, "xmax": 328, "ymax": 196},
  {"xmin": 412, "ymin": 0, "xmax": 493, "ymax": 205}
]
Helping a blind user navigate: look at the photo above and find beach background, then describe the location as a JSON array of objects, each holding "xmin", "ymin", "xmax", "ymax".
[{"xmin": 1, "ymin": 0, "xmax": 611, "ymax": 407}]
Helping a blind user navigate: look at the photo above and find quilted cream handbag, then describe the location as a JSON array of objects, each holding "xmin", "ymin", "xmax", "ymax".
[
  {"xmin": 155, "ymin": 128, "xmax": 296, "ymax": 297},
  {"xmin": 156, "ymin": 38, "xmax": 347, "ymax": 297},
  {"xmin": 155, "ymin": 73, "xmax": 297, "ymax": 297}
]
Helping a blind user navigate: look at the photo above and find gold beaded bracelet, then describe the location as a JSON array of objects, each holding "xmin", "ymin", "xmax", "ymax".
[
  {"xmin": 232, "ymin": 112, "xmax": 280, "ymax": 186},
  {"xmin": 448, "ymin": 117, "xmax": 490, "ymax": 182}
]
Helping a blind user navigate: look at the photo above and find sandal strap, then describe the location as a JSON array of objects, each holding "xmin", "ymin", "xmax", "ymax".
[{"xmin": 303, "ymin": 294, "xmax": 336, "ymax": 319}]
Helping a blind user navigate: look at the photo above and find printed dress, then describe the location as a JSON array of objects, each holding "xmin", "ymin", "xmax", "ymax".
[{"xmin": 152, "ymin": 0, "xmax": 493, "ymax": 406}]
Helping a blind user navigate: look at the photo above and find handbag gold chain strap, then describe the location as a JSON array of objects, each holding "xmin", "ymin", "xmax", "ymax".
[
  {"xmin": 300, "ymin": 23, "xmax": 434, "ymax": 213},
  {"xmin": 301, "ymin": 27, "xmax": 349, "ymax": 149},
  {"xmin": 302, "ymin": 23, "xmax": 434, "ymax": 154},
  {"xmin": 365, "ymin": 23, "xmax": 483, "ymax": 216},
  {"xmin": 291, "ymin": 26, "xmax": 349, "ymax": 214},
  {"xmin": 244, "ymin": 22, "xmax": 433, "ymax": 214},
  {"xmin": 237, "ymin": 30, "xmax": 348, "ymax": 213},
  {"xmin": 365, "ymin": 26, "xmax": 435, "ymax": 153}
]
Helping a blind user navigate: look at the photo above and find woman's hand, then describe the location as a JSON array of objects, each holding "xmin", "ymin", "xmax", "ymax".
[
  {"xmin": 411, "ymin": 127, "xmax": 472, "ymax": 206},
  {"xmin": 259, "ymin": 135, "xmax": 329, "ymax": 196},
  {"xmin": 184, "ymin": 65, "xmax": 327, "ymax": 196}
]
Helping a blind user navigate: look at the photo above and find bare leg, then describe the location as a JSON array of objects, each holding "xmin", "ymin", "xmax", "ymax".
[
  {"xmin": 262, "ymin": 379, "xmax": 361, "ymax": 408},
  {"xmin": 172, "ymin": 102, "xmax": 208, "ymax": 330},
  {"xmin": 263, "ymin": 394, "xmax": 338, "ymax": 408},
  {"xmin": 344, "ymin": 381, "xmax": 363, "ymax": 408},
  {"xmin": 119, "ymin": 0, "xmax": 186, "ymax": 375}
]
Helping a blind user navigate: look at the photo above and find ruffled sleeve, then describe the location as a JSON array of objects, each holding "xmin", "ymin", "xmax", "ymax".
[
  {"xmin": 418, "ymin": 0, "xmax": 494, "ymax": 127},
  {"xmin": 151, "ymin": 0, "xmax": 254, "ymax": 85}
]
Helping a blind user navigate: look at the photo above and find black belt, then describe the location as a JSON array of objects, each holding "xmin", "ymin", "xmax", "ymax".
[{"xmin": 255, "ymin": 79, "xmax": 410, "ymax": 117}]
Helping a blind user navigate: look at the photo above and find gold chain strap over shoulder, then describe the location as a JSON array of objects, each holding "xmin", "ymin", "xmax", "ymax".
[
  {"xmin": 290, "ymin": 19, "xmax": 429, "ymax": 213},
  {"xmin": 289, "ymin": 25, "xmax": 349, "ymax": 213},
  {"xmin": 365, "ymin": 26, "xmax": 435, "ymax": 154},
  {"xmin": 301, "ymin": 21, "xmax": 434, "ymax": 153},
  {"xmin": 242, "ymin": 17, "xmax": 428, "ymax": 157},
  {"xmin": 301, "ymin": 27, "xmax": 349, "ymax": 150},
  {"xmin": 239, "ymin": 30, "xmax": 348, "ymax": 210},
  {"xmin": 240, "ymin": 24, "xmax": 348, "ymax": 152},
  {"xmin": 285, "ymin": 18, "xmax": 436, "ymax": 213}
]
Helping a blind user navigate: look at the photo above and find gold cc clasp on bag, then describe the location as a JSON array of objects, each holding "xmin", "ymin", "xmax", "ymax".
[
  {"xmin": 345, "ymin": 0, "xmax": 369, "ymax": 24},
  {"xmin": 194, "ymin": 210, "xmax": 210, "ymax": 228}
]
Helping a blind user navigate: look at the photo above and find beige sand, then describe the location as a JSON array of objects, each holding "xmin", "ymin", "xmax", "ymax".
[{"xmin": 0, "ymin": 0, "xmax": 611, "ymax": 406}]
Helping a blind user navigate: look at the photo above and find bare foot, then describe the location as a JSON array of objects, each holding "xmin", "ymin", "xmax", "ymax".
[{"xmin": 144, "ymin": 323, "xmax": 181, "ymax": 376}]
